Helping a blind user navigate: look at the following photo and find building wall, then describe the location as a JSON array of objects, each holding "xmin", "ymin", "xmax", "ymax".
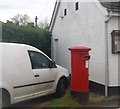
[
  {"xmin": 52, "ymin": 1, "xmax": 119, "ymax": 86},
  {"xmin": 107, "ymin": 17, "xmax": 120, "ymax": 86}
]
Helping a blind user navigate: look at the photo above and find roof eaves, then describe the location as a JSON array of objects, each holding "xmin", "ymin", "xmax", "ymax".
[
  {"xmin": 99, "ymin": 1, "xmax": 120, "ymax": 12},
  {"xmin": 49, "ymin": 0, "xmax": 61, "ymax": 32}
]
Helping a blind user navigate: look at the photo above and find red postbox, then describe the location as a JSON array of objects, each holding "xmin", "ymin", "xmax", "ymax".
[{"xmin": 68, "ymin": 46, "xmax": 91, "ymax": 92}]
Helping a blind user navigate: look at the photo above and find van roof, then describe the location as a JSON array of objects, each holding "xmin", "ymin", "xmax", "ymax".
[
  {"xmin": 0, "ymin": 42, "xmax": 40, "ymax": 53},
  {"xmin": 0, "ymin": 42, "xmax": 51, "ymax": 60},
  {"xmin": 0, "ymin": 42, "xmax": 39, "ymax": 51},
  {"xmin": 0, "ymin": 42, "xmax": 31, "ymax": 48}
]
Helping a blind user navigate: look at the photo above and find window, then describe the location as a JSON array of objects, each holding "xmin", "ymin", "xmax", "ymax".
[
  {"xmin": 28, "ymin": 51, "xmax": 51, "ymax": 69},
  {"xmin": 111, "ymin": 30, "xmax": 120, "ymax": 53},
  {"xmin": 75, "ymin": 2, "xmax": 79, "ymax": 11},
  {"xmin": 64, "ymin": 8, "xmax": 67, "ymax": 16}
]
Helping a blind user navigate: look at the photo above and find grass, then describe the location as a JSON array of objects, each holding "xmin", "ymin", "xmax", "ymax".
[
  {"xmin": 50, "ymin": 91, "xmax": 81, "ymax": 107},
  {"xmin": 50, "ymin": 90, "xmax": 118, "ymax": 107}
]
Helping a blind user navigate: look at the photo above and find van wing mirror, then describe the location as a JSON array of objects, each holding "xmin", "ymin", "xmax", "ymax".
[{"xmin": 49, "ymin": 61, "xmax": 57, "ymax": 68}]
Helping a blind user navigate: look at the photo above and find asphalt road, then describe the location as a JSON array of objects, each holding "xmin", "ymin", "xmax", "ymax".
[
  {"xmin": 10, "ymin": 97, "xmax": 120, "ymax": 108},
  {"xmin": 2, "ymin": 94, "xmax": 120, "ymax": 109}
]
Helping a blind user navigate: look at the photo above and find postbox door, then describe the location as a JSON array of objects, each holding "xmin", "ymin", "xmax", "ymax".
[
  {"xmin": 71, "ymin": 54, "xmax": 89, "ymax": 92},
  {"xmin": 83, "ymin": 58, "xmax": 89, "ymax": 91},
  {"xmin": 79, "ymin": 56, "xmax": 89, "ymax": 92}
]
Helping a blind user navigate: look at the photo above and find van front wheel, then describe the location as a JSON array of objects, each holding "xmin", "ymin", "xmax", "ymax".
[
  {"xmin": 0, "ymin": 90, "xmax": 2, "ymax": 109},
  {"xmin": 56, "ymin": 78, "xmax": 66, "ymax": 98},
  {"xmin": 0, "ymin": 89, "xmax": 10, "ymax": 108}
]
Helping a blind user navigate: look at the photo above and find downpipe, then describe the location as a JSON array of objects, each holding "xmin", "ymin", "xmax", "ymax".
[{"xmin": 104, "ymin": 12, "xmax": 112, "ymax": 97}]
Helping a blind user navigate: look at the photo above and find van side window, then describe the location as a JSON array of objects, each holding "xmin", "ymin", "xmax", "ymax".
[{"xmin": 28, "ymin": 51, "xmax": 51, "ymax": 69}]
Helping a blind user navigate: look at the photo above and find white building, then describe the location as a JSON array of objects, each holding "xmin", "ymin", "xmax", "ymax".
[{"xmin": 49, "ymin": 0, "xmax": 120, "ymax": 96}]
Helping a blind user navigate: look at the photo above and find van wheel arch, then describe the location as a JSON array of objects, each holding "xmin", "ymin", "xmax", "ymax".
[
  {"xmin": 0, "ymin": 88, "xmax": 11, "ymax": 107},
  {"xmin": 56, "ymin": 76, "xmax": 68, "ymax": 98}
]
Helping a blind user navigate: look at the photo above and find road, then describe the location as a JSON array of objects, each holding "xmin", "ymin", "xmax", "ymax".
[
  {"xmin": 2, "ymin": 94, "xmax": 120, "ymax": 108},
  {"xmin": 11, "ymin": 97, "xmax": 120, "ymax": 108}
]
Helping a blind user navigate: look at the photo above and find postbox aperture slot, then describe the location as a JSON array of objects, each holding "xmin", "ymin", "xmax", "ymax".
[{"xmin": 85, "ymin": 55, "xmax": 90, "ymax": 60}]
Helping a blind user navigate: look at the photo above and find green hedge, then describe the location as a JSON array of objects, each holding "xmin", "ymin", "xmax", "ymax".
[{"xmin": 2, "ymin": 23, "xmax": 51, "ymax": 57}]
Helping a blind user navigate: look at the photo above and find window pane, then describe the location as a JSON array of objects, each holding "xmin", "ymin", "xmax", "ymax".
[
  {"xmin": 28, "ymin": 51, "xmax": 50, "ymax": 69},
  {"xmin": 75, "ymin": 2, "xmax": 79, "ymax": 11},
  {"xmin": 64, "ymin": 9, "xmax": 67, "ymax": 16}
]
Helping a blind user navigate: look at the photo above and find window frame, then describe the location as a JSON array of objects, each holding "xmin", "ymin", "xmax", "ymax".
[
  {"xmin": 75, "ymin": 2, "xmax": 79, "ymax": 11},
  {"xmin": 64, "ymin": 8, "xmax": 67, "ymax": 16},
  {"xmin": 28, "ymin": 50, "xmax": 52, "ymax": 69},
  {"xmin": 111, "ymin": 30, "xmax": 120, "ymax": 54}
]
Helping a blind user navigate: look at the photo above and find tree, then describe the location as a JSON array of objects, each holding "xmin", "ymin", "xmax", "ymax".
[
  {"xmin": 11, "ymin": 14, "xmax": 21, "ymax": 25},
  {"xmin": 20, "ymin": 14, "xmax": 30, "ymax": 25},
  {"xmin": 38, "ymin": 17, "xmax": 49, "ymax": 29},
  {"xmin": 11, "ymin": 14, "xmax": 31, "ymax": 26}
]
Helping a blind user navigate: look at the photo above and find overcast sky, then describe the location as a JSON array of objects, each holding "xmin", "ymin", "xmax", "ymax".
[
  {"xmin": 0, "ymin": 0, "xmax": 116, "ymax": 23},
  {"xmin": 0, "ymin": 0, "xmax": 56, "ymax": 23}
]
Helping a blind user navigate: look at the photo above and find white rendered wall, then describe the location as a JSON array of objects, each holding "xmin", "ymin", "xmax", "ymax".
[
  {"xmin": 107, "ymin": 17, "xmax": 120, "ymax": 86},
  {"xmin": 52, "ymin": 1, "xmax": 119, "ymax": 86}
]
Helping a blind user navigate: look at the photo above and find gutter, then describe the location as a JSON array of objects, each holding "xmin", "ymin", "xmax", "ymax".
[
  {"xmin": 49, "ymin": 0, "xmax": 61, "ymax": 32},
  {"xmin": 104, "ymin": 10, "xmax": 112, "ymax": 97}
]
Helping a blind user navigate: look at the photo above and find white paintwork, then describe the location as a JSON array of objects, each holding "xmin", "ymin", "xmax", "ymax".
[
  {"xmin": 107, "ymin": 17, "xmax": 119, "ymax": 86},
  {"xmin": 50, "ymin": 1, "xmax": 119, "ymax": 87},
  {"xmin": 0, "ymin": 43, "xmax": 2, "ymax": 89},
  {"xmin": 0, "ymin": 42, "xmax": 69, "ymax": 105}
]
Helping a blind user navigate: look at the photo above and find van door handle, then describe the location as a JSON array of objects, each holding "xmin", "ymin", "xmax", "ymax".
[{"xmin": 34, "ymin": 74, "xmax": 39, "ymax": 77}]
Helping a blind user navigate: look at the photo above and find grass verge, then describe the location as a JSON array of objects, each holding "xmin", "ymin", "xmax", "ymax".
[
  {"xmin": 50, "ymin": 91, "xmax": 81, "ymax": 107},
  {"xmin": 50, "ymin": 90, "xmax": 118, "ymax": 107}
]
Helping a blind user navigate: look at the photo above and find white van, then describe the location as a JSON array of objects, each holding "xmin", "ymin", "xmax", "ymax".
[{"xmin": 0, "ymin": 43, "xmax": 70, "ymax": 107}]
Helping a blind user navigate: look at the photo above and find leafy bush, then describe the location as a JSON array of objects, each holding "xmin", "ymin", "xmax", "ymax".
[{"xmin": 2, "ymin": 23, "xmax": 51, "ymax": 57}]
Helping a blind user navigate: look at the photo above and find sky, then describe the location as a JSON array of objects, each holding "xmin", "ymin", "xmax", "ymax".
[
  {"xmin": 0, "ymin": 0, "xmax": 56, "ymax": 23},
  {"xmin": 0, "ymin": 0, "xmax": 116, "ymax": 23}
]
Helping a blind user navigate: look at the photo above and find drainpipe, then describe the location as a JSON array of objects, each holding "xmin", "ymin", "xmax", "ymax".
[
  {"xmin": 104, "ymin": 10, "xmax": 112, "ymax": 97},
  {"xmin": 51, "ymin": 33, "xmax": 54, "ymax": 60}
]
